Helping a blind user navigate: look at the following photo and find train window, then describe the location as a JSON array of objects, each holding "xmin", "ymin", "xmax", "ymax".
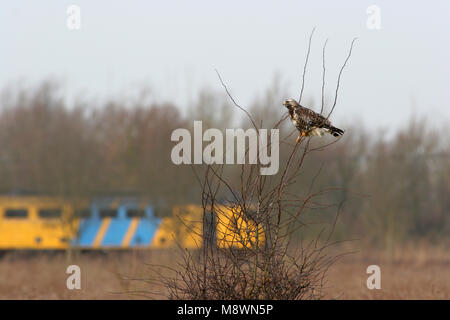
[
  {"xmin": 4, "ymin": 209, "xmax": 28, "ymax": 218},
  {"xmin": 39, "ymin": 209, "xmax": 62, "ymax": 219},
  {"xmin": 99, "ymin": 209, "xmax": 117, "ymax": 218},
  {"xmin": 75, "ymin": 208, "xmax": 92, "ymax": 218},
  {"xmin": 126, "ymin": 209, "xmax": 146, "ymax": 218}
]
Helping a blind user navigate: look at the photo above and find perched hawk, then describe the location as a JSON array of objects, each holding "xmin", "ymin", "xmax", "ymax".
[{"xmin": 283, "ymin": 98, "xmax": 344, "ymax": 143}]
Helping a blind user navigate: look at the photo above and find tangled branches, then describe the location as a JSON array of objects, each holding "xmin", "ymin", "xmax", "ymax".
[{"xmin": 157, "ymin": 29, "xmax": 357, "ymax": 300}]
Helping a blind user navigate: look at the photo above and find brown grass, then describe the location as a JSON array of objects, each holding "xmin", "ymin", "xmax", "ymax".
[
  {"xmin": 0, "ymin": 244, "xmax": 448, "ymax": 300},
  {"xmin": 323, "ymin": 243, "xmax": 450, "ymax": 299}
]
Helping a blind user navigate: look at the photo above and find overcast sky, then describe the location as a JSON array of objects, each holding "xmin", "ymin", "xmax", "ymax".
[{"xmin": 1, "ymin": 1, "xmax": 449, "ymax": 132}]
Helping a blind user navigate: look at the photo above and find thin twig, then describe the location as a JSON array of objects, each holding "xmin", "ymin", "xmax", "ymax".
[
  {"xmin": 298, "ymin": 27, "xmax": 316, "ymax": 104},
  {"xmin": 320, "ymin": 38, "xmax": 328, "ymax": 114},
  {"xmin": 327, "ymin": 37, "xmax": 357, "ymax": 119},
  {"xmin": 215, "ymin": 69, "xmax": 259, "ymax": 133}
]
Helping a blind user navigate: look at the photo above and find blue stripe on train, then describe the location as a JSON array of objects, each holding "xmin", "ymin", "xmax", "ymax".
[
  {"xmin": 130, "ymin": 206, "xmax": 161, "ymax": 246},
  {"xmin": 71, "ymin": 200, "xmax": 161, "ymax": 248},
  {"xmin": 73, "ymin": 206, "xmax": 102, "ymax": 246},
  {"xmin": 101, "ymin": 207, "xmax": 131, "ymax": 246}
]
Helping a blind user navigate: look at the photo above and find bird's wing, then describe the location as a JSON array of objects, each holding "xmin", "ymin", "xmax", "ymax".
[{"xmin": 297, "ymin": 107, "xmax": 330, "ymax": 129}]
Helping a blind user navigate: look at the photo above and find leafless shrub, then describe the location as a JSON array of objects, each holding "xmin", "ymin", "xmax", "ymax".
[{"xmin": 153, "ymin": 31, "xmax": 358, "ymax": 300}]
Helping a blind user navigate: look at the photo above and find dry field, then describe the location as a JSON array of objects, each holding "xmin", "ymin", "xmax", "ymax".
[
  {"xmin": 0, "ymin": 244, "xmax": 448, "ymax": 300},
  {"xmin": 323, "ymin": 243, "xmax": 450, "ymax": 299}
]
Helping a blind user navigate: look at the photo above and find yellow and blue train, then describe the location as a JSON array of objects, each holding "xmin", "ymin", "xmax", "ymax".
[{"xmin": 0, "ymin": 195, "xmax": 262, "ymax": 250}]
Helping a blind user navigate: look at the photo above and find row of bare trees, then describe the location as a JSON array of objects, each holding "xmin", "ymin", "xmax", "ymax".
[{"xmin": 0, "ymin": 81, "xmax": 448, "ymax": 247}]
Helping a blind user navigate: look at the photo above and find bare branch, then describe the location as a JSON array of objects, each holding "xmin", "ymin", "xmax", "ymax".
[
  {"xmin": 215, "ymin": 69, "xmax": 259, "ymax": 132},
  {"xmin": 320, "ymin": 38, "xmax": 329, "ymax": 114},
  {"xmin": 298, "ymin": 27, "xmax": 316, "ymax": 103},
  {"xmin": 327, "ymin": 37, "xmax": 357, "ymax": 119}
]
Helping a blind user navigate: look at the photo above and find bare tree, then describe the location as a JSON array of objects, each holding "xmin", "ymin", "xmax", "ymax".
[{"xmin": 154, "ymin": 31, "xmax": 358, "ymax": 300}]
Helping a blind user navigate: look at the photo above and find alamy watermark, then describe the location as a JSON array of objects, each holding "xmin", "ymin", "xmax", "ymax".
[
  {"xmin": 66, "ymin": 265, "xmax": 81, "ymax": 290},
  {"xmin": 171, "ymin": 121, "xmax": 279, "ymax": 175},
  {"xmin": 366, "ymin": 5, "xmax": 381, "ymax": 30},
  {"xmin": 366, "ymin": 265, "xmax": 381, "ymax": 289},
  {"xmin": 66, "ymin": 5, "xmax": 81, "ymax": 30}
]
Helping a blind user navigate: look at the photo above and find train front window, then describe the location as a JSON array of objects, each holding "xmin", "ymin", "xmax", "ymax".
[
  {"xmin": 4, "ymin": 209, "xmax": 28, "ymax": 219},
  {"xmin": 39, "ymin": 209, "xmax": 62, "ymax": 219},
  {"xmin": 126, "ymin": 209, "xmax": 145, "ymax": 218},
  {"xmin": 99, "ymin": 209, "xmax": 117, "ymax": 218},
  {"xmin": 75, "ymin": 208, "xmax": 92, "ymax": 218}
]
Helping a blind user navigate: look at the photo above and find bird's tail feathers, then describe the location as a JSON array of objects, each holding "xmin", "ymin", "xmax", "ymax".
[{"xmin": 325, "ymin": 125, "xmax": 344, "ymax": 137}]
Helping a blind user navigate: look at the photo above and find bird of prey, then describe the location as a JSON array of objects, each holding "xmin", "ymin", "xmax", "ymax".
[{"xmin": 283, "ymin": 98, "xmax": 344, "ymax": 143}]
